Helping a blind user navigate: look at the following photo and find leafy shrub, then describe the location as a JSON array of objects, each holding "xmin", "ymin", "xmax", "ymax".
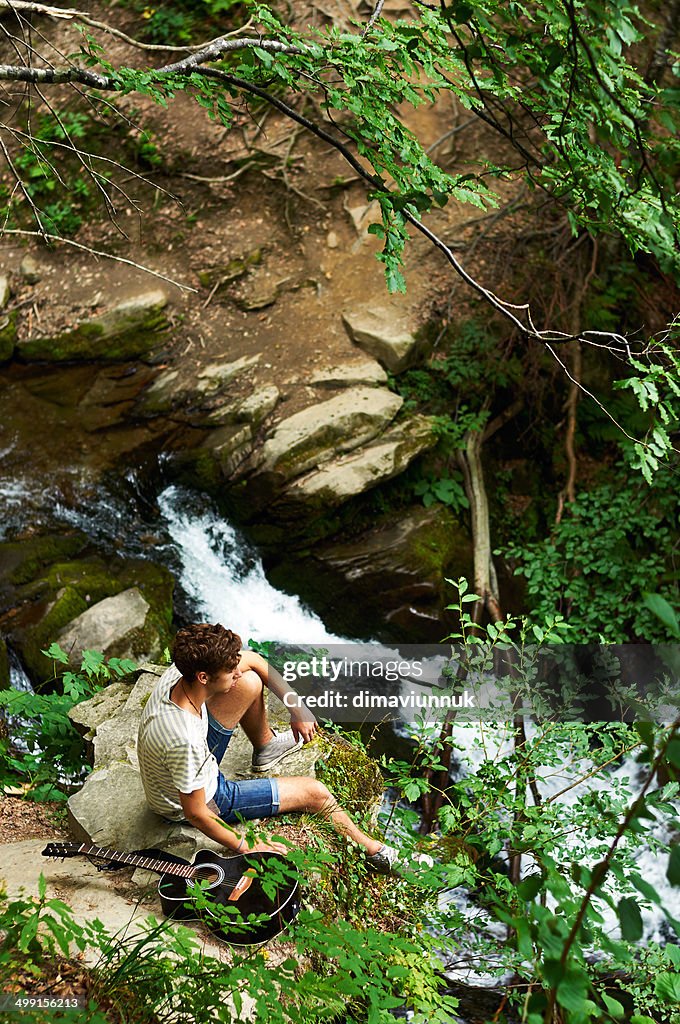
[{"xmin": 0, "ymin": 645, "xmax": 136, "ymax": 800}]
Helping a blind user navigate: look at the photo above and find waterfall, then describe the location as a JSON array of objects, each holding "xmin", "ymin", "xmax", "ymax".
[{"xmin": 157, "ymin": 485, "xmax": 346, "ymax": 645}]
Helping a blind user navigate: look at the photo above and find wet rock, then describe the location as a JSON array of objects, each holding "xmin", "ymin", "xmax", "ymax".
[
  {"xmin": 16, "ymin": 289, "xmax": 170, "ymax": 363},
  {"xmin": 254, "ymin": 387, "xmax": 403, "ymax": 484},
  {"xmin": 310, "ymin": 358, "xmax": 387, "ymax": 388},
  {"xmin": 276, "ymin": 506, "xmax": 472, "ymax": 642},
  {"xmin": 273, "ymin": 416, "xmax": 436, "ymax": 517},
  {"xmin": 342, "ymin": 304, "xmax": 430, "ymax": 373},
  {"xmin": 201, "ymin": 423, "xmax": 254, "ymax": 478},
  {"xmin": 57, "ymin": 587, "xmax": 159, "ymax": 665},
  {"xmin": 19, "ymin": 254, "xmax": 41, "ymax": 284}
]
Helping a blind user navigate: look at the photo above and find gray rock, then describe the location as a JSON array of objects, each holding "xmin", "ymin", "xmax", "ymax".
[
  {"xmin": 137, "ymin": 357, "xmax": 261, "ymax": 418},
  {"xmin": 255, "ymin": 387, "xmax": 403, "ymax": 483},
  {"xmin": 342, "ymin": 304, "xmax": 430, "ymax": 373},
  {"xmin": 0, "ymin": 273, "xmax": 10, "ymax": 308},
  {"xmin": 17, "ymin": 289, "xmax": 169, "ymax": 362},
  {"xmin": 66, "ymin": 669, "xmax": 322, "ymax": 856},
  {"xmin": 274, "ymin": 416, "xmax": 435, "ymax": 516},
  {"xmin": 57, "ymin": 587, "xmax": 157, "ymax": 664},
  {"xmin": 198, "ymin": 355, "xmax": 261, "ymax": 387},
  {"xmin": 205, "ymin": 385, "xmax": 280, "ymax": 428},
  {"xmin": 69, "ymin": 679, "xmax": 131, "ymax": 740},
  {"xmin": 201, "ymin": 423, "xmax": 254, "ymax": 478},
  {"xmin": 67, "ymin": 761, "xmax": 178, "ymax": 851},
  {"xmin": 19, "ymin": 254, "xmax": 41, "ymax": 284},
  {"xmin": 310, "ymin": 358, "xmax": 388, "ymax": 388},
  {"xmin": 312, "ymin": 505, "xmax": 473, "ymax": 641}
]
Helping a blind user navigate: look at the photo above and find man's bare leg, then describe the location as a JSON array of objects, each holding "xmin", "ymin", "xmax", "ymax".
[
  {"xmin": 206, "ymin": 669, "xmax": 273, "ymax": 749},
  {"xmin": 275, "ymin": 776, "xmax": 382, "ymax": 856},
  {"xmin": 208, "ymin": 672, "xmax": 382, "ymax": 855}
]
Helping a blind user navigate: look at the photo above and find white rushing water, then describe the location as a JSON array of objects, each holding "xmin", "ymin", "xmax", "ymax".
[{"xmin": 157, "ymin": 485, "xmax": 346, "ymax": 645}]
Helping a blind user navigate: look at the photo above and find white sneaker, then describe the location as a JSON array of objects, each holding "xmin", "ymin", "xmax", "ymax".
[
  {"xmin": 367, "ymin": 843, "xmax": 434, "ymax": 875},
  {"xmin": 251, "ymin": 729, "xmax": 303, "ymax": 772}
]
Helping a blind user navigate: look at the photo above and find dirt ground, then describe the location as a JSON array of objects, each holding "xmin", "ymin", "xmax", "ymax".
[{"xmin": 0, "ymin": 0, "xmax": 524, "ymax": 408}]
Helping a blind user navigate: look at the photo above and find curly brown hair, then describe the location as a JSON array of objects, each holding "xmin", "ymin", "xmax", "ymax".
[{"xmin": 173, "ymin": 623, "xmax": 242, "ymax": 681}]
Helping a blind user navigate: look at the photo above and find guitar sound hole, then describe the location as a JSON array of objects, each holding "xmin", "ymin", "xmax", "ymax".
[{"xmin": 193, "ymin": 864, "xmax": 224, "ymax": 888}]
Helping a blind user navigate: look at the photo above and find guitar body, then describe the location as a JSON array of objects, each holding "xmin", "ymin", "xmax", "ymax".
[
  {"xmin": 42, "ymin": 842, "xmax": 300, "ymax": 947},
  {"xmin": 157, "ymin": 849, "xmax": 301, "ymax": 946}
]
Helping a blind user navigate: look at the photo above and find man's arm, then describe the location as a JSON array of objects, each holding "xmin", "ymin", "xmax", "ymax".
[
  {"xmin": 178, "ymin": 787, "xmax": 288, "ymax": 854},
  {"xmin": 240, "ymin": 650, "xmax": 318, "ymax": 743}
]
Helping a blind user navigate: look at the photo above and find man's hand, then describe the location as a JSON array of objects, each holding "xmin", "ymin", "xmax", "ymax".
[
  {"xmin": 290, "ymin": 707, "xmax": 318, "ymax": 744},
  {"xmin": 240, "ymin": 838, "xmax": 289, "ymax": 855}
]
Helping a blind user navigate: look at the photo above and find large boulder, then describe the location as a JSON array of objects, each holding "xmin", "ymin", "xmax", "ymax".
[
  {"xmin": 271, "ymin": 416, "xmax": 436, "ymax": 518},
  {"xmin": 342, "ymin": 304, "xmax": 431, "ymax": 373},
  {"xmin": 57, "ymin": 588, "xmax": 160, "ymax": 665},
  {"xmin": 251, "ymin": 387, "xmax": 403, "ymax": 486},
  {"xmin": 270, "ymin": 506, "xmax": 472, "ymax": 642},
  {"xmin": 16, "ymin": 290, "xmax": 170, "ymax": 362},
  {"xmin": 67, "ymin": 668, "xmax": 322, "ymax": 855}
]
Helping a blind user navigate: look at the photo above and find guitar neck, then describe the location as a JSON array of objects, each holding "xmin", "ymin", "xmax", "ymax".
[{"xmin": 73, "ymin": 843, "xmax": 198, "ymax": 879}]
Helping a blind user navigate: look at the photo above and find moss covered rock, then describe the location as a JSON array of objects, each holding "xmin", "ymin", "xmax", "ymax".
[
  {"xmin": 6, "ymin": 553, "xmax": 174, "ymax": 684},
  {"xmin": 269, "ymin": 505, "xmax": 472, "ymax": 642},
  {"xmin": 16, "ymin": 290, "xmax": 169, "ymax": 363}
]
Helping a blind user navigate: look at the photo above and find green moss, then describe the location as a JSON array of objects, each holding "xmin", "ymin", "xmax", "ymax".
[
  {"xmin": 16, "ymin": 303, "xmax": 169, "ymax": 363},
  {"xmin": 0, "ymin": 532, "xmax": 88, "ymax": 589},
  {"xmin": 10, "ymin": 554, "xmax": 174, "ymax": 684},
  {"xmin": 316, "ymin": 732, "xmax": 384, "ymax": 822},
  {"xmin": 0, "ymin": 310, "xmax": 17, "ymax": 362},
  {"xmin": 20, "ymin": 585, "xmax": 89, "ymax": 680}
]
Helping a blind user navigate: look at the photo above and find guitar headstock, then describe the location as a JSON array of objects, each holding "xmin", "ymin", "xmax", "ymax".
[{"xmin": 42, "ymin": 842, "xmax": 82, "ymax": 859}]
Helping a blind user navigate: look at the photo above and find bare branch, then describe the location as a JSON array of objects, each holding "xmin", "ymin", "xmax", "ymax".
[{"xmin": 2, "ymin": 228, "xmax": 196, "ymax": 290}]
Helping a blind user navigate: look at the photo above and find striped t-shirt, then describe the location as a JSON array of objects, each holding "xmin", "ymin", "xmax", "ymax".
[{"xmin": 137, "ymin": 666, "xmax": 219, "ymax": 820}]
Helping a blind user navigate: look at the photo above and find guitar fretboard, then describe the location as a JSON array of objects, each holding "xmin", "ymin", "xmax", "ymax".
[{"xmin": 74, "ymin": 843, "xmax": 202, "ymax": 879}]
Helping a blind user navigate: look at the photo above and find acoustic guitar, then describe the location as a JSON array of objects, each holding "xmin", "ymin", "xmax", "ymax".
[{"xmin": 42, "ymin": 841, "xmax": 300, "ymax": 945}]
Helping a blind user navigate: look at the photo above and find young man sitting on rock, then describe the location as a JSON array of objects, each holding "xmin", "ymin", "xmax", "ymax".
[{"xmin": 137, "ymin": 622, "xmax": 410, "ymax": 872}]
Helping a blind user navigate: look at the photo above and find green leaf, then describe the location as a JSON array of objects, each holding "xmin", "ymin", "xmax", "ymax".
[
  {"xmin": 667, "ymin": 844, "xmax": 680, "ymax": 887},
  {"xmin": 617, "ymin": 896, "xmax": 643, "ymax": 940},
  {"xmin": 517, "ymin": 874, "xmax": 543, "ymax": 901},
  {"xmin": 655, "ymin": 972, "xmax": 680, "ymax": 1004},
  {"xmin": 602, "ymin": 993, "xmax": 625, "ymax": 1018},
  {"xmin": 41, "ymin": 642, "xmax": 69, "ymax": 665},
  {"xmin": 642, "ymin": 593, "xmax": 680, "ymax": 638}
]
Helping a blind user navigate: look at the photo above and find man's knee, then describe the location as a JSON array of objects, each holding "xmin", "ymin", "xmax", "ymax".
[{"xmin": 238, "ymin": 669, "xmax": 264, "ymax": 697}]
